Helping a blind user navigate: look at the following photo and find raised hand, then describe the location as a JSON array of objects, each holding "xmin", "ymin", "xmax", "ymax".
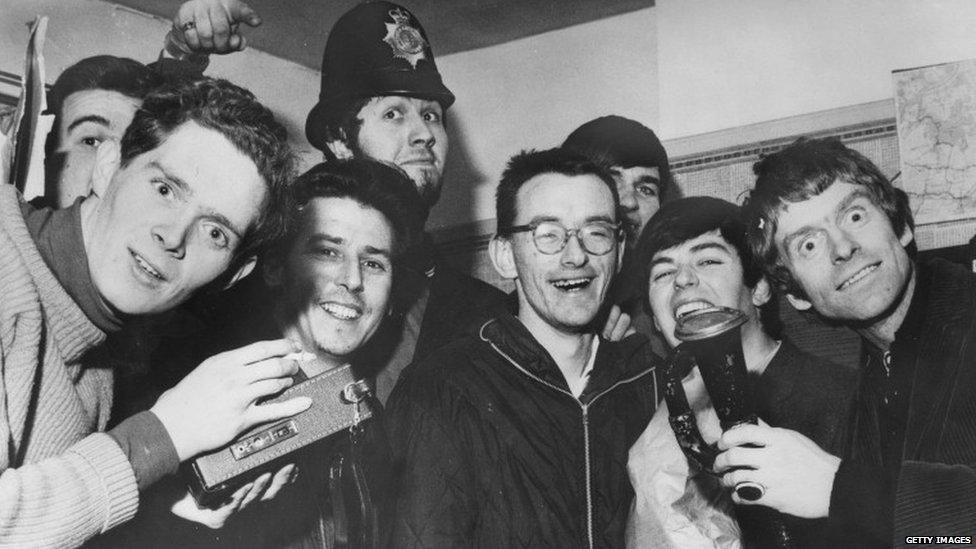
[{"xmin": 172, "ymin": 0, "xmax": 262, "ymax": 55}]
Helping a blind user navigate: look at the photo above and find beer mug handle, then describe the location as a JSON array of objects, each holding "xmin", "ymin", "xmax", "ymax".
[{"xmin": 663, "ymin": 347, "xmax": 719, "ymax": 473}]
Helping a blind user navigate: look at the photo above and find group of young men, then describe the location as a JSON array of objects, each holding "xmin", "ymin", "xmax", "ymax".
[{"xmin": 1, "ymin": 0, "xmax": 973, "ymax": 547}]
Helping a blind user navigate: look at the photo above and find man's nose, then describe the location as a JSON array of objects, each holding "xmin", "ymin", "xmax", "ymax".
[
  {"xmin": 617, "ymin": 184, "xmax": 638, "ymax": 212},
  {"xmin": 674, "ymin": 264, "xmax": 698, "ymax": 289},
  {"xmin": 151, "ymin": 216, "xmax": 190, "ymax": 259},
  {"xmin": 407, "ymin": 112, "xmax": 435, "ymax": 148},
  {"xmin": 829, "ymin": 228, "xmax": 859, "ymax": 263},
  {"xmin": 559, "ymin": 232, "xmax": 589, "ymax": 268},
  {"xmin": 338, "ymin": 257, "xmax": 364, "ymax": 293}
]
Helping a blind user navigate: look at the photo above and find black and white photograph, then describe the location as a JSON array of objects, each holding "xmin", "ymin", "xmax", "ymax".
[{"xmin": 1, "ymin": 1, "xmax": 976, "ymax": 547}]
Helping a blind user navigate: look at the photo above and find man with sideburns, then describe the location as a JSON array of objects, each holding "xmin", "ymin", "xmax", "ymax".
[
  {"xmin": 0, "ymin": 77, "xmax": 307, "ymax": 547},
  {"xmin": 716, "ymin": 137, "xmax": 976, "ymax": 546}
]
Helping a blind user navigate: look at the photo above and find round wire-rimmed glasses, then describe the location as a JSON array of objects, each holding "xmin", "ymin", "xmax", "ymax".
[{"xmin": 500, "ymin": 220, "xmax": 623, "ymax": 255}]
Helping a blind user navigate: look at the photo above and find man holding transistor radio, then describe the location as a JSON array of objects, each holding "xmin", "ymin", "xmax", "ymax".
[{"xmin": 98, "ymin": 158, "xmax": 426, "ymax": 549}]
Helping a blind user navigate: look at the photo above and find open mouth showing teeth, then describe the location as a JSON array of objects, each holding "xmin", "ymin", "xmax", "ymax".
[
  {"xmin": 132, "ymin": 252, "xmax": 163, "ymax": 280},
  {"xmin": 838, "ymin": 263, "xmax": 880, "ymax": 290},
  {"xmin": 674, "ymin": 301, "xmax": 714, "ymax": 320},
  {"xmin": 321, "ymin": 303, "xmax": 362, "ymax": 320},
  {"xmin": 551, "ymin": 278, "xmax": 593, "ymax": 291}
]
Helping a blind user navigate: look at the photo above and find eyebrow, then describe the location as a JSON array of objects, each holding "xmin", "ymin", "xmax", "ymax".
[
  {"xmin": 690, "ymin": 241, "xmax": 732, "ymax": 254},
  {"xmin": 66, "ymin": 114, "xmax": 110, "ymax": 133},
  {"xmin": 781, "ymin": 189, "xmax": 873, "ymax": 253},
  {"xmin": 148, "ymin": 161, "xmax": 246, "ymax": 239},
  {"xmin": 308, "ymin": 234, "xmax": 392, "ymax": 258},
  {"xmin": 650, "ymin": 240, "xmax": 731, "ymax": 267}
]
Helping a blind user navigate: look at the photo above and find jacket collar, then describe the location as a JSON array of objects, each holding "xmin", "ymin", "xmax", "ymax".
[{"xmin": 479, "ymin": 313, "xmax": 656, "ymax": 401}]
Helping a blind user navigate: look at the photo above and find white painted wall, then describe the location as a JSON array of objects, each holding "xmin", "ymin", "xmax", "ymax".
[
  {"xmin": 430, "ymin": 8, "xmax": 658, "ymax": 229},
  {"xmin": 657, "ymin": 0, "xmax": 976, "ymax": 139}
]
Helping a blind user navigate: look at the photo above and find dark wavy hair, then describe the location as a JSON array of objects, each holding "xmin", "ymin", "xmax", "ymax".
[
  {"xmin": 633, "ymin": 196, "xmax": 781, "ymax": 339},
  {"xmin": 120, "ymin": 77, "xmax": 295, "ymax": 265},
  {"xmin": 44, "ymin": 55, "xmax": 161, "ymax": 185},
  {"xmin": 268, "ymin": 159, "xmax": 426, "ymax": 323},
  {"xmin": 283, "ymin": 159, "xmax": 426, "ymax": 260},
  {"xmin": 743, "ymin": 137, "xmax": 913, "ymax": 298}
]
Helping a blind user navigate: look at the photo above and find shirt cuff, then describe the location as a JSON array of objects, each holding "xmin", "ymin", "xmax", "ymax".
[
  {"xmin": 829, "ymin": 459, "xmax": 893, "ymax": 543},
  {"xmin": 108, "ymin": 410, "xmax": 181, "ymax": 491}
]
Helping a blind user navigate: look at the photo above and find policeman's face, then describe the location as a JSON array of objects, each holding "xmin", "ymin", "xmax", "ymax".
[
  {"xmin": 274, "ymin": 197, "xmax": 394, "ymax": 362},
  {"xmin": 611, "ymin": 165, "xmax": 661, "ymax": 243},
  {"xmin": 49, "ymin": 89, "xmax": 141, "ymax": 208},
  {"xmin": 773, "ymin": 180, "xmax": 914, "ymax": 322},
  {"xmin": 86, "ymin": 122, "xmax": 267, "ymax": 315},
  {"xmin": 504, "ymin": 173, "xmax": 621, "ymax": 334},
  {"xmin": 355, "ymin": 96, "xmax": 448, "ymax": 209}
]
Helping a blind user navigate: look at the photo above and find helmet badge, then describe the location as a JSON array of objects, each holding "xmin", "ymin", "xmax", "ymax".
[{"xmin": 383, "ymin": 7, "xmax": 428, "ymax": 69}]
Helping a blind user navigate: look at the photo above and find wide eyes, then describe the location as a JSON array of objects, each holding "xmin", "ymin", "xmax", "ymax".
[
  {"xmin": 423, "ymin": 109, "xmax": 442, "ymax": 123},
  {"xmin": 846, "ymin": 207, "xmax": 868, "ymax": 226},
  {"xmin": 152, "ymin": 180, "xmax": 174, "ymax": 198},
  {"xmin": 382, "ymin": 107, "xmax": 441, "ymax": 125},
  {"xmin": 205, "ymin": 225, "xmax": 229, "ymax": 249}
]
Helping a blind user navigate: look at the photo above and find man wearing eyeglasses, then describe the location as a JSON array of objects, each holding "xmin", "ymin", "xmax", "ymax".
[{"xmin": 385, "ymin": 148, "xmax": 660, "ymax": 548}]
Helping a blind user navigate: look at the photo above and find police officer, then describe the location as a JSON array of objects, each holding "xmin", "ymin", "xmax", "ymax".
[{"xmin": 305, "ymin": 1, "xmax": 507, "ymax": 403}]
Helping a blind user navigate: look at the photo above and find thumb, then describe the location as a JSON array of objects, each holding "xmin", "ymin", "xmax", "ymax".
[{"xmin": 230, "ymin": 1, "xmax": 262, "ymax": 27}]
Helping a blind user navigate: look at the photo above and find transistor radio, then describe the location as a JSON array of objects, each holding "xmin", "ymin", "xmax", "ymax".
[{"xmin": 184, "ymin": 362, "xmax": 374, "ymax": 507}]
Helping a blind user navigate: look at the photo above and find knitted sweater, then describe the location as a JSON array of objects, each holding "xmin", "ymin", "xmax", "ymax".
[{"xmin": 0, "ymin": 184, "xmax": 138, "ymax": 548}]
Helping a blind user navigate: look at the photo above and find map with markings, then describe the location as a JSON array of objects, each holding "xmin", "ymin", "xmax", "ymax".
[{"xmin": 894, "ymin": 58, "xmax": 976, "ymax": 225}]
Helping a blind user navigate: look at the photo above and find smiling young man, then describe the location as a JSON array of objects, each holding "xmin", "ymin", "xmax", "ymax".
[
  {"xmin": 625, "ymin": 197, "xmax": 855, "ymax": 547},
  {"xmin": 104, "ymin": 159, "xmax": 426, "ymax": 548},
  {"xmin": 385, "ymin": 148, "xmax": 659, "ymax": 548},
  {"xmin": 562, "ymin": 116, "xmax": 682, "ymax": 343},
  {"xmin": 301, "ymin": 1, "xmax": 507, "ymax": 402},
  {"xmin": 715, "ymin": 137, "xmax": 976, "ymax": 547},
  {"xmin": 0, "ymin": 77, "xmax": 308, "ymax": 547}
]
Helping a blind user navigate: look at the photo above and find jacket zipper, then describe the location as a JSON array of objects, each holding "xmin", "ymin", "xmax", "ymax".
[{"xmin": 483, "ymin": 335, "xmax": 655, "ymax": 549}]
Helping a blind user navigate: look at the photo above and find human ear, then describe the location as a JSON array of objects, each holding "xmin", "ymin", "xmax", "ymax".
[
  {"xmin": 751, "ymin": 277, "xmax": 773, "ymax": 307},
  {"xmin": 785, "ymin": 293, "xmax": 813, "ymax": 312},
  {"xmin": 489, "ymin": 237, "xmax": 518, "ymax": 280},
  {"xmin": 899, "ymin": 224, "xmax": 914, "ymax": 248},
  {"xmin": 90, "ymin": 139, "xmax": 121, "ymax": 197},
  {"xmin": 325, "ymin": 138, "xmax": 355, "ymax": 161},
  {"xmin": 223, "ymin": 257, "xmax": 257, "ymax": 290}
]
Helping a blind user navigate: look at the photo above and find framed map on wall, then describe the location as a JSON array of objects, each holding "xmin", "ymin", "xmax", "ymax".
[{"xmin": 894, "ymin": 58, "xmax": 976, "ymax": 225}]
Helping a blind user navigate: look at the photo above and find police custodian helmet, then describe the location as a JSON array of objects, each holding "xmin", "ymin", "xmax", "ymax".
[{"xmin": 305, "ymin": 1, "xmax": 456, "ymax": 150}]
